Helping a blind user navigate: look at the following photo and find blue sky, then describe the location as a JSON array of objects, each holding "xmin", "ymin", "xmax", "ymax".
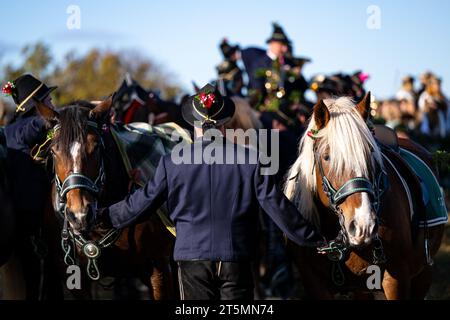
[{"xmin": 1, "ymin": 0, "xmax": 449, "ymax": 99}]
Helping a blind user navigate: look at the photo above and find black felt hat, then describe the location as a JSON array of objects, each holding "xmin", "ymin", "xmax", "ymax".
[
  {"xmin": 219, "ymin": 39, "xmax": 240, "ymax": 60},
  {"xmin": 289, "ymin": 56, "xmax": 312, "ymax": 68},
  {"xmin": 181, "ymin": 83, "xmax": 235, "ymax": 127},
  {"xmin": 6, "ymin": 74, "xmax": 57, "ymax": 114},
  {"xmin": 310, "ymin": 75, "xmax": 341, "ymax": 95},
  {"xmin": 266, "ymin": 23, "xmax": 291, "ymax": 45}
]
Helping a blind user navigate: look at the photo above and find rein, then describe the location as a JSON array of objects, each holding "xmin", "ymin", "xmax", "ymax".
[{"xmin": 52, "ymin": 120, "xmax": 120, "ymax": 281}]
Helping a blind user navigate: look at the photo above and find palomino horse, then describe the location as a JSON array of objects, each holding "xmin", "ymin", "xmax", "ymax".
[
  {"xmin": 36, "ymin": 99, "xmax": 175, "ymax": 299},
  {"xmin": 285, "ymin": 94, "xmax": 444, "ymax": 300}
]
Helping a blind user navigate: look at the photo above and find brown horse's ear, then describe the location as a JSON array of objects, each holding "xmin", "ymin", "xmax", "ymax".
[
  {"xmin": 356, "ymin": 91, "xmax": 371, "ymax": 121},
  {"xmin": 313, "ymin": 99, "xmax": 330, "ymax": 130},
  {"xmin": 89, "ymin": 94, "xmax": 114, "ymax": 122},
  {"xmin": 36, "ymin": 101, "xmax": 58, "ymax": 121}
]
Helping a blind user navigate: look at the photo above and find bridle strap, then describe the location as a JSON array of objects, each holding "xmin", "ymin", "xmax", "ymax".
[
  {"xmin": 314, "ymin": 150, "xmax": 376, "ymax": 208},
  {"xmin": 54, "ymin": 121, "xmax": 105, "ymax": 201},
  {"xmin": 333, "ymin": 178, "xmax": 375, "ymax": 205},
  {"xmin": 312, "ymin": 137, "xmax": 388, "ymax": 266},
  {"xmin": 55, "ymin": 154, "xmax": 105, "ymax": 201},
  {"xmin": 57, "ymin": 173, "xmax": 100, "ymax": 199},
  {"xmin": 53, "ymin": 118, "xmax": 122, "ymax": 280}
]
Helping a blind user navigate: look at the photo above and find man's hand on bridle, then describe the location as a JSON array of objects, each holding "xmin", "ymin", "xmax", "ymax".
[
  {"xmin": 87, "ymin": 201, "xmax": 113, "ymax": 230},
  {"xmin": 317, "ymin": 237, "xmax": 329, "ymax": 255}
]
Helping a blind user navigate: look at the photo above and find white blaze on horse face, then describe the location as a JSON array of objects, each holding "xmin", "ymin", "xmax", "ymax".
[
  {"xmin": 69, "ymin": 141, "xmax": 86, "ymax": 223},
  {"xmin": 350, "ymin": 193, "xmax": 376, "ymax": 245},
  {"xmin": 70, "ymin": 142, "xmax": 82, "ymax": 173}
]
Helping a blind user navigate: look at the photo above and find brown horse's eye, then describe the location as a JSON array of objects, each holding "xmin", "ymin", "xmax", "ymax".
[{"xmin": 323, "ymin": 154, "xmax": 330, "ymax": 161}]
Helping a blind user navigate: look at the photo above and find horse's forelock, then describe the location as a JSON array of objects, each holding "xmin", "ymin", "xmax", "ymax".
[{"xmin": 53, "ymin": 103, "xmax": 95, "ymax": 161}]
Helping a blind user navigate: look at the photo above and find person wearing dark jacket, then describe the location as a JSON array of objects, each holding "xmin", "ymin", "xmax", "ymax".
[
  {"xmin": 2, "ymin": 74, "xmax": 57, "ymax": 299},
  {"xmin": 94, "ymin": 84, "xmax": 324, "ymax": 300},
  {"xmin": 240, "ymin": 23, "xmax": 291, "ymax": 92},
  {"xmin": 3, "ymin": 74, "xmax": 57, "ymax": 229}
]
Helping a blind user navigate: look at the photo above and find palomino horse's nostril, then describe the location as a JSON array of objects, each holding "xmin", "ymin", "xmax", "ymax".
[{"xmin": 348, "ymin": 219, "xmax": 356, "ymax": 236}]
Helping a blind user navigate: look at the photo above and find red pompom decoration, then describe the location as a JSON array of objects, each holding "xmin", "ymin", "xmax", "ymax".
[
  {"xmin": 198, "ymin": 92, "xmax": 216, "ymax": 109},
  {"xmin": 2, "ymin": 81, "xmax": 15, "ymax": 96}
]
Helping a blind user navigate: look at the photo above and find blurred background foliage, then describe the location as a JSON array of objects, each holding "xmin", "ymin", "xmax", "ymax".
[{"xmin": 0, "ymin": 42, "xmax": 182, "ymax": 106}]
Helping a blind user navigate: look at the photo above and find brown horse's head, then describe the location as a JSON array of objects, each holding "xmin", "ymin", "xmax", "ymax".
[
  {"xmin": 311, "ymin": 93, "xmax": 384, "ymax": 246},
  {"xmin": 37, "ymin": 98, "xmax": 113, "ymax": 234}
]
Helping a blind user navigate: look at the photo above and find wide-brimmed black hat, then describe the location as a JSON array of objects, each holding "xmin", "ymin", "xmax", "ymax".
[
  {"xmin": 310, "ymin": 75, "xmax": 342, "ymax": 95},
  {"xmin": 182, "ymin": 83, "xmax": 235, "ymax": 127},
  {"xmin": 289, "ymin": 56, "xmax": 312, "ymax": 68},
  {"xmin": 4, "ymin": 74, "xmax": 57, "ymax": 114},
  {"xmin": 266, "ymin": 23, "xmax": 291, "ymax": 45},
  {"xmin": 219, "ymin": 39, "xmax": 240, "ymax": 60},
  {"xmin": 216, "ymin": 60, "xmax": 240, "ymax": 77}
]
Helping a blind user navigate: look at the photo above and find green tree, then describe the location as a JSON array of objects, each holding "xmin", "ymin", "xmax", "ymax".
[
  {"xmin": 51, "ymin": 48, "xmax": 181, "ymax": 105},
  {"xmin": 2, "ymin": 43, "xmax": 182, "ymax": 106}
]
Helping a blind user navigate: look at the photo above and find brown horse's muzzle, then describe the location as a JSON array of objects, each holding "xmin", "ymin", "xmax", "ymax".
[
  {"xmin": 65, "ymin": 191, "xmax": 96, "ymax": 234},
  {"xmin": 346, "ymin": 209, "xmax": 378, "ymax": 246}
]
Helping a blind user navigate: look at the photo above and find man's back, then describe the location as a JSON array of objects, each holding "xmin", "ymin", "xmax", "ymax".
[
  {"xmin": 165, "ymin": 138, "xmax": 261, "ymax": 261},
  {"xmin": 103, "ymin": 85, "xmax": 323, "ymax": 300}
]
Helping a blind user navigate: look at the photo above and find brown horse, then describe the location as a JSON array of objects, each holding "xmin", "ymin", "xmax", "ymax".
[
  {"xmin": 285, "ymin": 94, "xmax": 444, "ymax": 300},
  {"xmin": 37, "ymin": 99, "xmax": 175, "ymax": 300}
]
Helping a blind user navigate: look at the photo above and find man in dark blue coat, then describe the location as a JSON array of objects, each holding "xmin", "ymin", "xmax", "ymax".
[
  {"xmin": 3, "ymin": 75, "xmax": 57, "ymax": 229},
  {"xmin": 2, "ymin": 74, "xmax": 57, "ymax": 298},
  {"xmin": 94, "ymin": 84, "xmax": 324, "ymax": 300},
  {"xmin": 240, "ymin": 23, "xmax": 291, "ymax": 91},
  {"xmin": 3, "ymin": 75, "xmax": 57, "ymax": 226}
]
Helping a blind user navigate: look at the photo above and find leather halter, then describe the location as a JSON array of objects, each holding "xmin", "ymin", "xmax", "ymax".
[
  {"xmin": 52, "ymin": 120, "xmax": 119, "ymax": 280},
  {"xmin": 313, "ymin": 144, "xmax": 387, "ymax": 252},
  {"xmin": 313, "ymin": 150, "xmax": 380, "ymax": 214},
  {"xmin": 54, "ymin": 121, "xmax": 105, "ymax": 201}
]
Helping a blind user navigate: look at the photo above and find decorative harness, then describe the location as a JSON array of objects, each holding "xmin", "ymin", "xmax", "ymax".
[
  {"xmin": 308, "ymin": 129, "xmax": 388, "ymax": 286},
  {"xmin": 52, "ymin": 121, "xmax": 120, "ymax": 280}
]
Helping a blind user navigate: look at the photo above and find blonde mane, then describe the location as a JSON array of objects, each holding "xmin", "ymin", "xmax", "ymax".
[{"xmin": 284, "ymin": 97, "xmax": 383, "ymax": 227}]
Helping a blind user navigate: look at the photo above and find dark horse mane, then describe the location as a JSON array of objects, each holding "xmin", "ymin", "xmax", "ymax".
[{"xmin": 52, "ymin": 101, "xmax": 96, "ymax": 162}]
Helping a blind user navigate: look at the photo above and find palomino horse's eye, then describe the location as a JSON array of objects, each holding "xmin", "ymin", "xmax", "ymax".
[{"xmin": 323, "ymin": 154, "xmax": 330, "ymax": 161}]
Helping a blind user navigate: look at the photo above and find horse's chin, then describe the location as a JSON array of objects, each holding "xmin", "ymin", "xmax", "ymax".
[
  {"xmin": 68, "ymin": 221, "xmax": 90, "ymax": 236},
  {"xmin": 348, "ymin": 236, "xmax": 374, "ymax": 248}
]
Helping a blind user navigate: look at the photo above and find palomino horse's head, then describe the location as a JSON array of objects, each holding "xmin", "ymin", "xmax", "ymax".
[
  {"xmin": 37, "ymin": 98, "xmax": 113, "ymax": 234},
  {"xmin": 285, "ymin": 93, "xmax": 384, "ymax": 247}
]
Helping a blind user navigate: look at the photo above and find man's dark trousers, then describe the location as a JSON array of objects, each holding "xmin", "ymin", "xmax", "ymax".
[{"xmin": 177, "ymin": 261, "xmax": 254, "ymax": 300}]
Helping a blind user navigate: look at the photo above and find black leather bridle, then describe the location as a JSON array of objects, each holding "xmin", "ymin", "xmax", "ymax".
[
  {"xmin": 313, "ymin": 144, "xmax": 388, "ymax": 265},
  {"xmin": 52, "ymin": 120, "xmax": 119, "ymax": 281},
  {"xmin": 54, "ymin": 121, "xmax": 105, "ymax": 204}
]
